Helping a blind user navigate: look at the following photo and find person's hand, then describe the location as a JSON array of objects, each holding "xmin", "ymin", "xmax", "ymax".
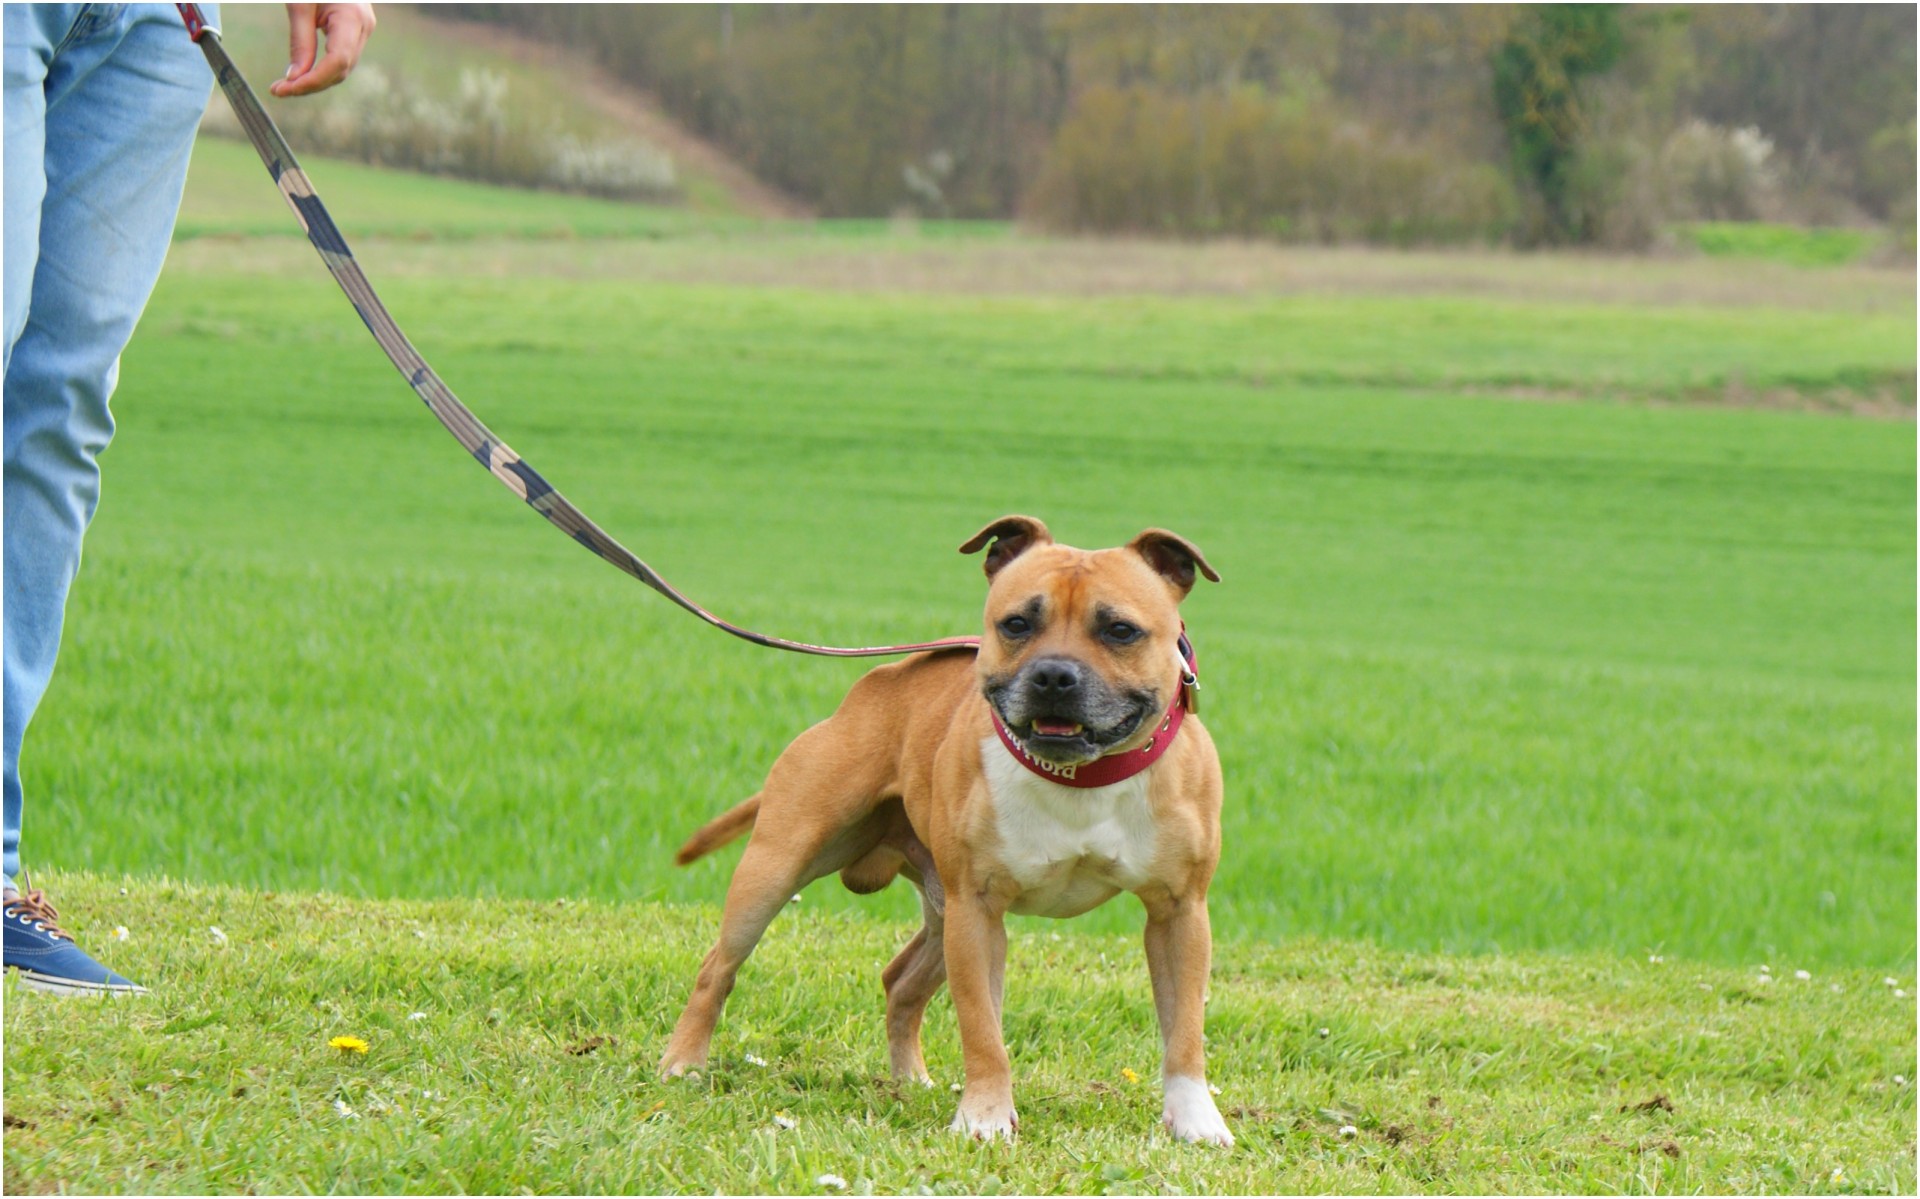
[{"xmin": 268, "ymin": 3, "xmax": 376, "ymax": 98}]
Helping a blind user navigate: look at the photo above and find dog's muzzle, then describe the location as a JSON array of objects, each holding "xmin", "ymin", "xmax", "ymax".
[{"xmin": 988, "ymin": 656, "xmax": 1156, "ymax": 766}]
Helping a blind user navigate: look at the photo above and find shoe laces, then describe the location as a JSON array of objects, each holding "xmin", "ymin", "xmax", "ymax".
[{"xmin": 3, "ymin": 886, "xmax": 73, "ymax": 942}]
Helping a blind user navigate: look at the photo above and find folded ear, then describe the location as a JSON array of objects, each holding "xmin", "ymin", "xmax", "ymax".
[
  {"xmin": 958, "ymin": 515, "xmax": 1053, "ymax": 579},
  {"xmin": 1127, "ymin": 528, "xmax": 1221, "ymax": 596}
]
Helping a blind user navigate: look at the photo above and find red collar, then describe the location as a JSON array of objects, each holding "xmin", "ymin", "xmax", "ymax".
[{"xmin": 989, "ymin": 632, "xmax": 1198, "ymax": 788}]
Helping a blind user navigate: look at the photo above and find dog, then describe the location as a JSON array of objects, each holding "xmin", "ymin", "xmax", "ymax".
[{"xmin": 661, "ymin": 515, "xmax": 1231, "ymax": 1145}]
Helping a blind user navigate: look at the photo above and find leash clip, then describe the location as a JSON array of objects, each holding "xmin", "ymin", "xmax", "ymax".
[{"xmin": 1175, "ymin": 626, "xmax": 1199, "ymax": 708}]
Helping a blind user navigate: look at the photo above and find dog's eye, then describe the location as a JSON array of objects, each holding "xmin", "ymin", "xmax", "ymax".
[
  {"xmin": 1104, "ymin": 622, "xmax": 1141, "ymax": 644},
  {"xmin": 999, "ymin": 615, "xmax": 1032, "ymax": 637}
]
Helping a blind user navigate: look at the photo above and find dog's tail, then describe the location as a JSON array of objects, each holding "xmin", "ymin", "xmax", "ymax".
[{"xmin": 673, "ymin": 794, "xmax": 761, "ymax": 866}]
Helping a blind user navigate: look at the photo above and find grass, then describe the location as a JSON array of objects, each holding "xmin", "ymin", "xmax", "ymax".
[
  {"xmin": 37, "ymin": 149, "xmax": 1920, "ymax": 976},
  {"xmin": 42, "ymin": 242, "xmax": 1914, "ymax": 967},
  {"xmin": 180, "ymin": 138, "xmax": 1013, "ymax": 243},
  {"xmin": 3, "ymin": 875, "xmax": 1914, "ymax": 1194},
  {"xmin": 176, "ymin": 137, "xmax": 754, "ymax": 241},
  {"xmin": 1679, "ymin": 222, "xmax": 1884, "ymax": 269},
  {"xmin": 4, "ymin": 143, "xmax": 1913, "ymax": 1192}
]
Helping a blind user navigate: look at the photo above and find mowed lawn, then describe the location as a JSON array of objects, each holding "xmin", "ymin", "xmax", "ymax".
[
  {"xmin": 19, "ymin": 141, "xmax": 1915, "ymax": 976},
  {"xmin": 5, "ymin": 136, "xmax": 1917, "ymax": 1197},
  {"xmin": 4, "ymin": 878, "xmax": 1914, "ymax": 1194}
]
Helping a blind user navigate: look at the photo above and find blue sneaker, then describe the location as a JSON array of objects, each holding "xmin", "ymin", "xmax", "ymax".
[{"xmin": 3, "ymin": 884, "xmax": 146, "ymax": 996}]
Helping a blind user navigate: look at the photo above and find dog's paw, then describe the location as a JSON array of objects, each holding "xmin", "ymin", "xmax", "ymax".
[
  {"xmin": 658, "ymin": 1055, "xmax": 705, "ymax": 1081},
  {"xmin": 1162, "ymin": 1076, "xmax": 1234, "ymax": 1147},
  {"xmin": 950, "ymin": 1098, "xmax": 1019, "ymax": 1142}
]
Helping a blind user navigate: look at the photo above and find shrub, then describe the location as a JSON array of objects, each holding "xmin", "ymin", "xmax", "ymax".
[
  {"xmin": 1860, "ymin": 119, "xmax": 1917, "ymax": 231},
  {"xmin": 1025, "ymin": 85, "xmax": 1517, "ymax": 246},
  {"xmin": 1658, "ymin": 119, "xmax": 1780, "ymax": 222}
]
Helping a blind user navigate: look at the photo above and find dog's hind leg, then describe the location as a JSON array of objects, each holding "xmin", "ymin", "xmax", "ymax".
[
  {"xmin": 660, "ymin": 722, "xmax": 893, "ymax": 1078},
  {"xmin": 659, "ymin": 833, "xmax": 811, "ymax": 1077},
  {"xmin": 881, "ymin": 886, "xmax": 947, "ymax": 1085}
]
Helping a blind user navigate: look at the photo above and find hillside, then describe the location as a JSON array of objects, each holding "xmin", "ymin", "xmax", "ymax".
[{"xmin": 201, "ymin": 3, "xmax": 802, "ymax": 218}]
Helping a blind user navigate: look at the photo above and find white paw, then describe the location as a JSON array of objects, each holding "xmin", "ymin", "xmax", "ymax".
[
  {"xmin": 950, "ymin": 1099, "xmax": 1019, "ymax": 1141},
  {"xmin": 1162, "ymin": 1076, "xmax": 1233, "ymax": 1147}
]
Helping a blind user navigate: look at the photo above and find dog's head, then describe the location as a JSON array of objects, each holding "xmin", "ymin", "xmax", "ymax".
[{"xmin": 959, "ymin": 515, "xmax": 1218, "ymax": 767}]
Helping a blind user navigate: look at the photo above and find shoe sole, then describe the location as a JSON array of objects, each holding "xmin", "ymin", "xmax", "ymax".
[{"xmin": 7, "ymin": 967, "xmax": 147, "ymax": 997}]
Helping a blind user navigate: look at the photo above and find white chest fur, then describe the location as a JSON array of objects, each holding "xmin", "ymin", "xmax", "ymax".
[{"xmin": 981, "ymin": 736, "xmax": 1162, "ymax": 918}]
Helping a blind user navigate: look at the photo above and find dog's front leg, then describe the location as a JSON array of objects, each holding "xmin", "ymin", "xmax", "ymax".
[
  {"xmin": 944, "ymin": 883, "xmax": 1017, "ymax": 1140},
  {"xmin": 1142, "ymin": 888, "xmax": 1233, "ymax": 1146}
]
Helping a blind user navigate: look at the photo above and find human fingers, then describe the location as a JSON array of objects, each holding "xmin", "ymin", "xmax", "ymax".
[
  {"xmin": 270, "ymin": 3, "xmax": 375, "ymax": 97},
  {"xmin": 268, "ymin": 3, "xmax": 318, "ymax": 97}
]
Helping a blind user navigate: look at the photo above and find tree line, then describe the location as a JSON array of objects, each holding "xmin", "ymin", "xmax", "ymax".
[{"xmin": 446, "ymin": 4, "xmax": 1915, "ymax": 248}]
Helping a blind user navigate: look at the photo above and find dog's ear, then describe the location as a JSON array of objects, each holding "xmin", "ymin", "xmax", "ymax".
[
  {"xmin": 959, "ymin": 515, "xmax": 1053, "ymax": 580},
  {"xmin": 1127, "ymin": 528, "xmax": 1220, "ymax": 597}
]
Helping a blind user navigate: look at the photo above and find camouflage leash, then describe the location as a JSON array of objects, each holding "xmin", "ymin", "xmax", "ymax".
[{"xmin": 176, "ymin": 5, "xmax": 980, "ymax": 660}]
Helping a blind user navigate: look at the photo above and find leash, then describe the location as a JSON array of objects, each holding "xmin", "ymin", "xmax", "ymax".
[{"xmin": 174, "ymin": 4, "xmax": 979, "ymax": 660}]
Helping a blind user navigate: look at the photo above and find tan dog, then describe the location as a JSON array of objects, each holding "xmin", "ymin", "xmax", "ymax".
[{"xmin": 661, "ymin": 516, "xmax": 1231, "ymax": 1145}]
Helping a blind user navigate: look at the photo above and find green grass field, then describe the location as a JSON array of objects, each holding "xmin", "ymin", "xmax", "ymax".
[
  {"xmin": 1678, "ymin": 221, "xmax": 1885, "ymax": 269},
  {"xmin": 4, "ymin": 877, "xmax": 1913, "ymax": 1194},
  {"xmin": 5, "ymin": 140, "xmax": 1914, "ymax": 1192},
  {"xmin": 176, "ymin": 137, "xmax": 753, "ymax": 240}
]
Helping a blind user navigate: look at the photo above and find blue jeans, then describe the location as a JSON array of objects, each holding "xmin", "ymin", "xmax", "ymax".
[{"xmin": 3, "ymin": 3, "xmax": 214, "ymax": 889}]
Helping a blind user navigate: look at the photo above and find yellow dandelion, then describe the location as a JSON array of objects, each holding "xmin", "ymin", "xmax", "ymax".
[
  {"xmin": 328, "ymin": 1035, "xmax": 370, "ymax": 1054},
  {"xmin": 1121, "ymin": 1067, "xmax": 1140, "ymax": 1084}
]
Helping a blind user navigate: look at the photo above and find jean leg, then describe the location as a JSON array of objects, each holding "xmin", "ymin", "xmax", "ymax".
[
  {"xmin": 3, "ymin": 5, "xmax": 59, "ymax": 365},
  {"xmin": 2, "ymin": 2, "xmax": 72, "ymax": 890},
  {"xmin": 3, "ymin": 3, "xmax": 211, "ymax": 886}
]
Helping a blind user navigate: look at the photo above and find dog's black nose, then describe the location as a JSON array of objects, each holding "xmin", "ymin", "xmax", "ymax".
[{"xmin": 1026, "ymin": 658, "xmax": 1083, "ymax": 694}]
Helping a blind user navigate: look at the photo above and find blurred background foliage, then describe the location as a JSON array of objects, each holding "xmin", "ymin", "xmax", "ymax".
[{"xmin": 278, "ymin": 4, "xmax": 1912, "ymax": 253}]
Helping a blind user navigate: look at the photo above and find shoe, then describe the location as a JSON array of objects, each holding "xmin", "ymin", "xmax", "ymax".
[{"xmin": 3, "ymin": 883, "xmax": 147, "ymax": 996}]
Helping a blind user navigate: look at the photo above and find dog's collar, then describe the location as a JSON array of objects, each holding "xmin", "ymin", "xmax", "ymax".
[{"xmin": 989, "ymin": 631, "xmax": 1198, "ymax": 789}]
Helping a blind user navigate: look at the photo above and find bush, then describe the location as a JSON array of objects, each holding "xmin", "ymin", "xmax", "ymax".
[
  {"xmin": 1860, "ymin": 119, "xmax": 1917, "ymax": 233},
  {"xmin": 1025, "ymin": 85, "xmax": 1517, "ymax": 246},
  {"xmin": 1657, "ymin": 119, "xmax": 1780, "ymax": 222}
]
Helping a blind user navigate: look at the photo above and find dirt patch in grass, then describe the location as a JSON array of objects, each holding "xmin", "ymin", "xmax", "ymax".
[
  {"xmin": 644, "ymin": 239, "xmax": 1914, "ymax": 315},
  {"xmin": 166, "ymin": 235, "xmax": 1916, "ymax": 313},
  {"xmin": 1448, "ymin": 379, "xmax": 1914, "ymax": 419}
]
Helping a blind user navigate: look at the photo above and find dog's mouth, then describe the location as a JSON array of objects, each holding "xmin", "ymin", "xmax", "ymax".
[
  {"xmin": 1028, "ymin": 717, "xmax": 1084, "ymax": 738},
  {"xmin": 983, "ymin": 666, "xmax": 1160, "ymax": 766},
  {"xmin": 1000, "ymin": 701, "xmax": 1151, "ymax": 764}
]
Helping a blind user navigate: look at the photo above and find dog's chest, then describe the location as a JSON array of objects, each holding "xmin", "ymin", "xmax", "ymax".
[{"xmin": 981, "ymin": 737, "xmax": 1161, "ymax": 918}]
